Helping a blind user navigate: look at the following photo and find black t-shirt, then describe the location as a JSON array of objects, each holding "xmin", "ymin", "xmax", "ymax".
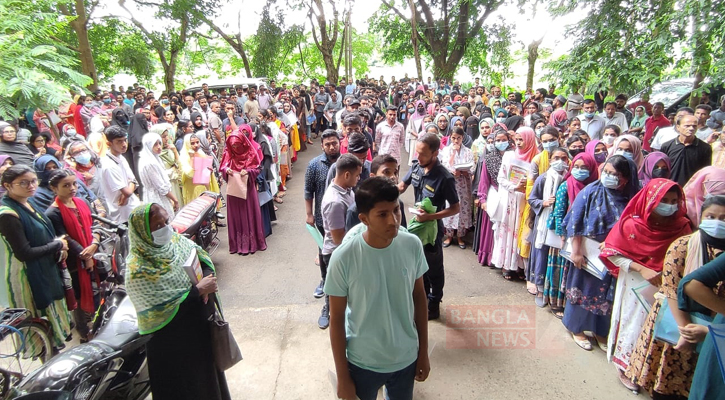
[
  {"xmin": 661, "ymin": 137, "xmax": 712, "ymax": 186},
  {"xmin": 403, "ymin": 160, "xmax": 459, "ymax": 240}
]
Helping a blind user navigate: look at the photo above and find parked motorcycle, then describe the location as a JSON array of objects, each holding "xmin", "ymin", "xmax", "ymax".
[{"xmin": 171, "ymin": 191, "xmax": 222, "ymax": 255}]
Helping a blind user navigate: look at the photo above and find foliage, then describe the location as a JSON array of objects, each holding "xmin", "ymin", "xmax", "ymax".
[
  {"xmin": 369, "ymin": 0, "xmax": 515, "ymax": 80},
  {"xmin": 86, "ymin": 19, "xmax": 156, "ymax": 85},
  {"xmin": 286, "ymin": 29, "xmax": 375, "ymax": 83},
  {"xmin": 252, "ymin": 0, "xmax": 304, "ymax": 80},
  {"xmin": 484, "ymin": 23, "xmax": 518, "ymax": 87},
  {"xmin": 0, "ymin": 0, "xmax": 91, "ymax": 119},
  {"xmin": 542, "ymin": 0, "xmax": 725, "ymax": 98}
]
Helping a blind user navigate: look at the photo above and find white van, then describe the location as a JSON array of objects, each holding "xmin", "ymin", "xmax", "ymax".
[{"xmin": 185, "ymin": 77, "xmax": 267, "ymax": 94}]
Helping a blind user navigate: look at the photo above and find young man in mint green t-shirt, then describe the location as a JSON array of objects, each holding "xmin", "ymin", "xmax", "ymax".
[{"xmin": 324, "ymin": 177, "xmax": 430, "ymax": 400}]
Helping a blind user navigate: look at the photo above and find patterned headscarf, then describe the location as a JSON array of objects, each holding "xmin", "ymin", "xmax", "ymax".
[{"xmin": 126, "ymin": 204, "xmax": 214, "ymax": 335}]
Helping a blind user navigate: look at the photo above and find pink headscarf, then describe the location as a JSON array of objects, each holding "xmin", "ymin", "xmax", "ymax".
[
  {"xmin": 514, "ymin": 127, "xmax": 539, "ymax": 162},
  {"xmin": 611, "ymin": 134, "xmax": 644, "ymax": 169},
  {"xmin": 426, "ymin": 103, "xmax": 437, "ymax": 117},
  {"xmin": 683, "ymin": 166, "xmax": 725, "ymax": 225},
  {"xmin": 548, "ymin": 109, "xmax": 568, "ymax": 132},
  {"xmin": 410, "ymin": 100, "xmax": 427, "ymax": 122}
]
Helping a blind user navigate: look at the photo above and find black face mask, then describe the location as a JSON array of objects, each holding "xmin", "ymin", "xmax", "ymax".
[
  {"xmin": 651, "ymin": 167, "xmax": 669, "ymax": 178},
  {"xmin": 569, "ymin": 148, "xmax": 585, "ymax": 158}
]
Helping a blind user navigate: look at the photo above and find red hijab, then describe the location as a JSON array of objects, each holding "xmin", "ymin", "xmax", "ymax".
[
  {"xmin": 55, "ymin": 197, "xmax": 95, "ymax": 313},
  {"xmin": 600, "ymin": 178, "xmax": 692, "ymax": 277},
  {"xmin": 562, "ymin": 153, "xmax": 599, "ymax": 207},
  {"xmin": 219, "ymin": 125, "xmax": 262, "ymax": 178}
]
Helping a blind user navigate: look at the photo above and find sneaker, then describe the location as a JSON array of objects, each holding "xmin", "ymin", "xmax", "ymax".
[
  {"xmin": 318, "ymin": 301, "xmax": 330, "ymax": 329},
  {"xmin": 313, "ymin": 280, "xmax": 325, "ymax": 298}
]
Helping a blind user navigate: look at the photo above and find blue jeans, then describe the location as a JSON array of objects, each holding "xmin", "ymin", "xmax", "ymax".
[{"xmin": 348, "ymin": 360, "xmax": 417, "ymax": 400}]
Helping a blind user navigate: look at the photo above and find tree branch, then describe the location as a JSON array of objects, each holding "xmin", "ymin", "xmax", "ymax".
[{"xmin": 117, "ymin": 0, "xmax": 169, "ymax": 67}]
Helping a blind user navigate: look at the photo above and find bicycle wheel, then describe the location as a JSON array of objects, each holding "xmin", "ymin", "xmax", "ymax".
[{"xmin": 0, "ymin": 320, "xmax": 53, "ymax": 382}]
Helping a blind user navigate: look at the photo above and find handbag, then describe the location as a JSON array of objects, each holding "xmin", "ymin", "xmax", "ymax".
[
  {"xmin": 653, "ymin": 298, "xmax": 712, "ymax": 352},
  {"xmin": 208, "ymin": 296, "xmax": 243, "ymax": 371}
]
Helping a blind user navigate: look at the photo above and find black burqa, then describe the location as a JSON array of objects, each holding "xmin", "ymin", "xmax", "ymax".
[
  {"xmin": 504, "ymin": 115, "xmax": 524, "ymax": 132},
  {"xmin": 110, "ymin": 108, "xmax": 129, "ymax": 129},
  {"xmin": 126, "ymin": 113, "xmax": 148, "ymax": 197},
  {"xmin": 250, "ymin": 123, "xmax": 276, "ymax": 236}
]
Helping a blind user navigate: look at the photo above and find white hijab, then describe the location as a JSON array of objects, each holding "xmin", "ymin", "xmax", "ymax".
[{"xmin": 138, "ymin": 132, "xmax": 172, "ymax": 194}]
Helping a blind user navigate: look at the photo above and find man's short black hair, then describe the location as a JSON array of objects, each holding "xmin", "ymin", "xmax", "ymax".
[
  {"xmin": 335, "ymin": 153, "xmax": 362, "ymax": 175},
  {"xmin": 342, "ymin": 114, "xmax": 362, "ymax": 127},
  {"xmin": 371, "ymin": 154, "xmax": 398, "ymax": 174},
  {"xmin": 386, "ymin": 105, "xmax": 397, "ymax": 112},
  {"xmin": 321, "ymin": 129, "xmax": 340, "ymax": 142},
  {"xmin": 104, "ymin": 125, "xmax": 127, "ymax": 141},
  {"xmin": 355, "ymin": 176, "xmax": 400, "ymax": 215},
  {"xmin": 696, "ymin": 104, "xmax": 713, "ymax": 113},
  {"xmin": 347, "ymin": 132, "xmax": 370, "ymax": 153},
  {"xmin": 583, "ymin": 99, "xmax": 596, "ymax": 106},
  {"xmin": 604, "ymin": 101, "xmax": 617, "ymax": 108},
  {"xmin": 615, "ymin": 93, "xmax": 628, "ymax": 101},
  {"xmin": 417, "ymin": 133, "xmax": 441, "ymax": 152},
  {"xmin": 536, "ymin": 88, "xmax": 548, "ymax": 97}
]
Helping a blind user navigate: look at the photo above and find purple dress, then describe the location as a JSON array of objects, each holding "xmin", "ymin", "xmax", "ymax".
[
  {"xmin": 226, "ymin": 168, "xmax": 268, "ymax": 255},
  {"xmin": 474, "ymin": 159, "xmax": 496, "ymax": 266}
]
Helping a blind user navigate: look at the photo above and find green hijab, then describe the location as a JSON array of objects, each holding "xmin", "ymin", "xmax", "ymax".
[{"xmin": 125, "ymin": 204, "xmax": 214, "ymax": 334}]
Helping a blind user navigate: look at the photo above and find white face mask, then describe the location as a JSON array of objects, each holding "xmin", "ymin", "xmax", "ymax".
[
  {"xmin": 152, "ymin": 224, "xmax": 174, "ymax": 246},
  {"xmin": 603, "ymin": 135, "xmax": 616, "ymax": 145}
]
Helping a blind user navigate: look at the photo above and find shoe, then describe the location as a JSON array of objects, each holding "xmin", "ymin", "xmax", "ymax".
[
  {"xmin": 428, "ymin": 301, "xmax": 440, "ymax": 320},
  {"xmin": 458, "ymin": 242, "xmax": 466, "ymax": 250},
  {"xmin": 534, "ymin": 295, "xmax": 547, "ymax": 308},
  {"xmin": 215, "ymin": 212, "xmax": 226, "ymax": 220},
  {"xmin": 318, "ymin": 300, "xmax": 330, "ymax": 329},
  {"xmin": 571, "ymin": 333, "xmax": 592, "ymax": 351},
  {"xmin": 442, "ymin": 239, "xmax": 451, "ymax": 248},
  {"xmin": 313, "ymin": 280, "xmax": 325, "ymax": 298},
  {"xmin": 617, "ymin": 369, "xmax": 640, "ymax": 392}
]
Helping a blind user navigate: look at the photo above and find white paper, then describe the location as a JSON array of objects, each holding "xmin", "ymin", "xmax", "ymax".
[{"xmin": 560, "ymin": 237, "xmax": 608, "ymax": 280}]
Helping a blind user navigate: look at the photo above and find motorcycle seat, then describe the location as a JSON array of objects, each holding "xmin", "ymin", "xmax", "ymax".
[
  {"xmin": 172, "ymin": 193, "xmax": 217, "ymax": 235},
  {"xmin": 92, "ymin": 297, "xmax": 141, "ymax": 351}
]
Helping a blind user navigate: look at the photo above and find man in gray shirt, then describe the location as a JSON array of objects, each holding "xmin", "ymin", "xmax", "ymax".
[
  {"xmin": 318, "ymin": 154, "xmax": 362, "ymax": 329},
  {"xmin": 314, "ymin": 89, "xmax": 331, "ymax": 134},
  {"xmin": 324, "ymin": 91, "xmax": 343, "ymax": 130}
]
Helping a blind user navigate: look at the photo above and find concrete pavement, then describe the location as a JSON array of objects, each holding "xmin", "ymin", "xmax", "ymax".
[{"xmin": 213, "ymin": 142, "xmax": 634, "ymax": 400}]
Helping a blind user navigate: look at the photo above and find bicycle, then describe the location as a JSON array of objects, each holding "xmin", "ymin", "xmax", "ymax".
[{"xmin": 0, "ymin": 308, "xmax": 54, "ymax": 397}]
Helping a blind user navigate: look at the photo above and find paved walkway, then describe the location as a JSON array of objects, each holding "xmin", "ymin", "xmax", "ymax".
[{"xmin": 214, "ymin": 143, "xmax": 633, "ymax": 399}]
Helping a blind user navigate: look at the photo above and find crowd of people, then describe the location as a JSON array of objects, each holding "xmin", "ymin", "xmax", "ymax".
[{"xmin": 1, "ymin": 74, "xmax": 725, "ymax": 400}]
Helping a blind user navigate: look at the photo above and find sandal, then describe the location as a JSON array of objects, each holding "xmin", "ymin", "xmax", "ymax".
[
  {"xmin": 517, "ymin": 268, "xmax": 526, "ymax": 281},
  {"xmin": 617, "ymin": 369, "xmax": 639, "ymax": 392},
  {"xmin": 526, "ymin": 282, "xmax": 537, "ymax": 295},
  {"xmin": 502, "ymin": 271, "xmax": 517, "ymax": 281},
  {"xmin": 551, "ymin": 308, "xmax": 564, "ymax": 319},
  {"xmin": 534, "ymin": 295, "xmax": 547, "ymax": 308},
  {"xmin": 572, "ymin": 333, "xmax": 592, "ymax": 351},
  {"xmin": 442, "ymin": 238, "xmax": 452, "ymax": 248},
  {"xmin": 274, "ymin": 196, "xmax": 284, "ymax": 204}
]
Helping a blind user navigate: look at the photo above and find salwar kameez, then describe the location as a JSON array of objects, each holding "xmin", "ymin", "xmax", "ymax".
[
  {"xmin": 227, "ymin": 169, "xmax": 267, "ymax": 255},
  {"xmin": 440, "ymin": 144, "xmax": 474, "ymax": 238},
  {"xmin": 490, "ymin": 152, "xmax": 529, "ymax": 272}
]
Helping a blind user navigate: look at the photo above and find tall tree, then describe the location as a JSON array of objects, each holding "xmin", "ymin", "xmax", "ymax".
[
  {"xmin": 303, "ymin": 0, "xmax": 350, "ymax": 84},
  {"xmin": 195, "ymin": 10, "xmax": 253, "ymax": 78},
  {"xmin": 525, "ymin": 38, "xmax": 543, "ymax": 91},
  {"xmin": 371, "ymin": 0, "xmax": 509, "ymax": 80},
  {"xmin": 118, "ymin": 0, "xmax": 220, "ymax": 93},
  {"xmin": 253, "ymin": 0, "xmax": 305, "ymax": 80},
  {"xmin": 0, "ymin": 0, "xmax": 91, "ymax": 119},
  {"xmin": 543, "ymin": 0, "xmax": 680, "ymax": 95},
  {"xmin": 57, "ymin": 0, "xmax": 100, "ymax": 91}
]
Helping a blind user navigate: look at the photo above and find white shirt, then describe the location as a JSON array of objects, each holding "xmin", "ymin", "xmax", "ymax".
[
  {"xmin": 650, "ymin": 126, "xmax": 679, "ymax": 150},
  {"xmin": 600, "ymin": 112, "xmax": 629, "ymax": 131},
  {"xmin": 696, "ymin": 126, "xmax": 713, "ymax": 142},
  {"xmin": 100, "ymin": 153, "xmax": 140, "ymax": 223}
]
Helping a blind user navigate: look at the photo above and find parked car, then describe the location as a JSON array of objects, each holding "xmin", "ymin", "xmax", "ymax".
[
  {"xmin": 626, "ymin": 78, "xmax": 724, "ymax": 114},
  {"xmin": 186, "ymin": 77, "xmax": 267, "ymax": 94}
]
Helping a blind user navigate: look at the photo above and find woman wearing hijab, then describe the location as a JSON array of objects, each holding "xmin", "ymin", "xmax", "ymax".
[
  {"xmin": 638, "ymin": 151, "xmax": 671, "ymax": 187},
  {"xmin": 600, "ymin": 178, "xmax": 691, "ymax": 390},
  {"xmin": 474, "ymin": 128, "xmax": 510, "ymax": 266},
  {"xmin": 139, "ymin": 133, "xmax": 179, "ymax": 218},
  {"xmin": 471, "ymin": 118, "xmax": 494, "ymax": 163},
  {"xmin": 491, "ymin": 127, "xmax": 539, "ymax": 280},
  {"xmin": 125, "ymin": 204, "xmax": 231, "ymax": 400},
  {"xmin": 0, "ymin": 164, "xmax": 73, "ymax": 350},
  {"xmin": 627, "ymin": 195, "xmax": 725, "ymax": 399},
  {"xmin": 527, "ymin": 146, "xmax": 570, "ymax": 307},
  {"xmin": 434, "ymin": 113, "xmax": 451, "ymax": 138},
  {"xmin": 505, "ymin": 115, "xmax": 525, "ymax": 133},
  {"xmin": 0, "ymin": 155, "xmax": 14, "ymax": 197},
  {"xmin": 250, "ymin": 124, "xmax": 276, "ymax": 235},
  {"xmin": 494, "ymin": 108, "xmax": 508, "ymax": 124},
  {"xmin": 0, "ymin": 122, "xmax": 35, "ymax": 167},
  {"xmin": 682, "ymin": 166, "xmax": 725, "ymax": 227},
  {"xmin": 151, "ymin": 124, "xmax": 184, "ymax": 209},
  {"xmin": 440, "ymin": 127, "xmax": 475, "ymax": 249},
  {"xmin": 179, "ymin": 132, "xmax": 220, "ymax": 205},
  {"xmin": 127, "ymin": 111, "xmax": 149, "ymax": 194},
  {"xmin": 549, "ymin": 109, "xmax": 568, "ymax": 133},
  {"xmin": 32, "ymin": 154, "xmax": 62, "ymax": 212},
  {"xmin": 562, "ymin": 155, "xmax": 640, "ymax": 351},
  {"xmin": 611, "ymin": 134, "xmax": 644, "ymax": 169},
  {"xmin": 521, "ymin": 127, "xmax": 561, "ymax": 294},
  {"xmin": 585, "ymin": 139, "xmax": 609, "ymax": 166},
  {"xmin": 406, "ymin": 100, "xmax": 427, "ymax": 161},
  {"xmin": 629, "ymin": 105, "xmax": 647, "ymax": 136},
  {"xmin": 220, "ymin": 126, "xmax": 267, "ymax": 255},
  {"xmin": 545, "ymin": 153, "xmax": 599, "ymax": 316},
  {"xmin": 465, "ymin": 115, "xmax": 479, "ymax": 145}
]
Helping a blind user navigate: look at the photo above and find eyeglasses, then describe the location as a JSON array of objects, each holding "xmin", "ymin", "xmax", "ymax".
[{"xmin": 14, "ymin": 179, "xmax": 38, "ymax": 188}]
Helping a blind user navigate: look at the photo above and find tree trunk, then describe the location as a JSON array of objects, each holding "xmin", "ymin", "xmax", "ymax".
[
  {"xmin": 164, "ymin": 57, "xmax": 177, "ymax": 93},
  {"xmin": 526, "ymin": 39, "xmax": 543, "ymax": 91},
  {"xmin": 323, "ymin": 50, "xmax": 338, "ymax": 84},
  {"xmin": 76, "ymin": 24, "xmax": 98, "ymax": 91},
  {"xmin": 432, "ymin": 57, "xmax": 455, "ymax": 82}
]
